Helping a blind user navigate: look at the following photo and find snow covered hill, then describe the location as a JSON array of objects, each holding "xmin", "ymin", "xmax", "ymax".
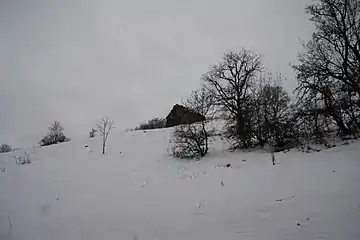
[{"xmin": 1, "ymin": 128, "xmax": 360, "ymax": 240}]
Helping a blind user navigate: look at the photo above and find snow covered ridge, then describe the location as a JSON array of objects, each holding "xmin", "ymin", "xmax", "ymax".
[{"xmin": 1, "ymin": 128, "xmax": 360, "ymax": 240}]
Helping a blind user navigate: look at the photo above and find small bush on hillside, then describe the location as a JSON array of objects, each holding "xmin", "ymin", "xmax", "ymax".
[
  {"xmin": 89, "ymin": 128, "xmax": 97, "ymax": 138},
  {"xmin": 171, "ymin": 122, "xmax": 215, "ymax": 159},
  {"xmin": 134, "ymin": 117, "xmax": 166, "ymax": 130},
  {"xmin": 170, "ymin": 88, "xmax": 215, "ymax": 159},
  {"xmin": 39, "ymin": 121, "xmax": 70, "ymax": 147},
  {"xmin": 0, "ymin": 144, "xmax": 12, "ymax": 153}
]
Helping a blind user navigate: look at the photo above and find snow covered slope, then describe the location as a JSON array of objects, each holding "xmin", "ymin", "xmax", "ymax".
[{"xmin": 1, "ymin": 128, "xmax": 360, "ymax": 240}]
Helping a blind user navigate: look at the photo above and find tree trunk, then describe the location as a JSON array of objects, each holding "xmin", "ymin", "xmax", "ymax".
[
  {"xmin": 102, "ymin": 140, "xmax": 105, "ymax": 154},
  {"xmin": 202, "ymin": 120, "xmax": 208, "ymax": 155},
  {"xmin": 330, "ymin": 110, "xmax": 351, "ymax": 135},
  {"xmin": 236, "ymin": 114, "xmax": 248, "ymax": 148}
]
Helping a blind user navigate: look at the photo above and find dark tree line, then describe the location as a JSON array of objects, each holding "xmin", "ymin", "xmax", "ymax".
[
  {"xmin": 171, "ymin": 0, "xmax": 360, "ymax": 159},
  {"xmin": 133, "ymin": 117, "xmax": 167, "ymax": 130}
]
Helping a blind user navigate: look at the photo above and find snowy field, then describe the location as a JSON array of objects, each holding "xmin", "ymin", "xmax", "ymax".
[{"xmin": 1, "ymin": 128, "xmax": 360, "ymax": 240}]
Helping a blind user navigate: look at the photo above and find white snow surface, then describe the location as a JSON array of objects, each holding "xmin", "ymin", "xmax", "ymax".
[{"xmin": 1, "ymin": 127, "xmax": 360, "ymax": 240}]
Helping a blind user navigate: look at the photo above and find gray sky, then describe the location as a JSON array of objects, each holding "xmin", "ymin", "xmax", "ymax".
[{"xmin": 0, "ymin": 0, "xmax": 313, "ymax": 147}]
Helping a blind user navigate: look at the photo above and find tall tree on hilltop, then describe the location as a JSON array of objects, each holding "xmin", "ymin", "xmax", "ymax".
[{"xmin": 202, "ymin": 48, "xmax": 263, "ymax": 148}]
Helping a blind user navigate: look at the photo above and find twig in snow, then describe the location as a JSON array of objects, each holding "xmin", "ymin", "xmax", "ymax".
[
  {"xmin": 7, "ymin": 216, "xmax": 12, "ymax": 237},
  {"xmin": 25, "ymin": 151, "xmax": 31, "ymax": 164},
  {"xmin": 188, "ymin": 172, "xmax": 197, "ymax": 180},
  {"xmin": 276, "ymin": 196, "xmax": 295, "ymax": 202},
  {"xmin": 271, "ymin": 152, "xmax": 276, "ymax": 165}
]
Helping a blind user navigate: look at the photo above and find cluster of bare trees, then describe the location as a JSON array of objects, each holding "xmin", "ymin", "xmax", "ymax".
[
  {"xmin": 293, "ymin": 0, "xmax": 360, "ymax": 140},
  {"xmin": 172, "ymin": 49, "xmax": 295, "ymax": 159},
  {"xmin": 4, "ymin": 0, "xmax": 355, "ymax": 160},
  {"xmin": 171, "ymin": 0, "xmax": 360, "ymax": 159}
]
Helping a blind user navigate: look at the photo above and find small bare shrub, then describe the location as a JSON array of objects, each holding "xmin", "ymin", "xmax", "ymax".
[
  {"xmin": 39, "ymin": 121, "xmax": 70, "ymax": 147},
  {"xmin": 170, "ymin": 87, "xmax": 215, "ymax": 159},
  {"xmin": 89, "ymin": 128, "xmax": 97, "ymax": 138},
  {"xmin": 0, "ymin": 144, "xmax": 12, "ymax": 153}
]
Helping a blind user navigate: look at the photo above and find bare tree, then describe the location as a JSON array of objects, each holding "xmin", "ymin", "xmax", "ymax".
[
  {"xmin": 171, "ymin": 88, "xmax": 215, "ymax": 159},
  {"xmin": 293, "ymin": 0, "xmax": 360, "ymax": 135},
  {"xmin": 97, "ymin": 117, "xmax": 114, "ymax": 154},
  {"xmin": 293, "ymin": 91, "xmax": 335, "ymax": 144},
  {"xmin": 202, "ymin": 49, "xmax": 263, "ymax": 148},
  {"xmin": 261, "ymin": 83, "xmax": 291, "ymax": 145},
  {"xmin": 243, "ymin": 72, "xmax": 295, "ymax": 152}
]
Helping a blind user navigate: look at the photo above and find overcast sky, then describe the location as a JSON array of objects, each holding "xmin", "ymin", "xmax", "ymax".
[{"xmin": 0, "ymin": 0, "xmax": 313, "ymax": 147}]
